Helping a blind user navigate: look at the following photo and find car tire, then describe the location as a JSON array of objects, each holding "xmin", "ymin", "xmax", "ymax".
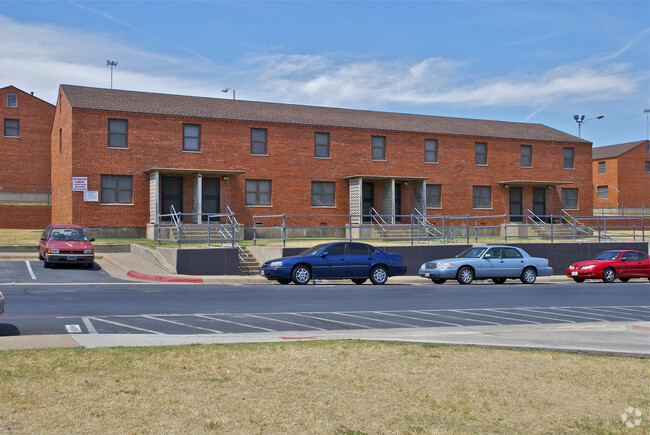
[
  {"xmin": 619, "ymin": 278, "xmax": 630, "ymax": 283},
  {"xmin": 277, "ymin": 278, "xmax": 291, "ymax": 285},
  {"xmin": 602, "ymin": 267, "xmax": 616, "ymax": 283},
  {"xmin": 369, "ymin": 266, "xmax": 388, "ymax": 285},
  {"xmin": 43, "ymin": 260, "xmax": 50, "ymax": 268},
  {"xmin": 573, "ymin": 278, "xmax": 585, "ymax": 283},
  {"xmin": 352, "ymin": 279, "xmax": 367, "ymax": 285},
  {"xmin": 520, "ymin": 267, "xmax": 537, "ymax": 284},
  {"xmin": 457, "ymin": 267, "xmax": 473, "ymax": 285},
  {"xmin": 431, "ymin": 279, "xmax": 447, "ymax": 284},
  {"xmin": 292, "ymin": 265, "xmax": 312, "ymax": 285}
]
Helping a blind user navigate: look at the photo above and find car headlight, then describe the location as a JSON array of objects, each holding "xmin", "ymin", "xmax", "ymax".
[
  {"xmin": 48, "ymin": 248, "xmax": 59, "ymax": 254},
  {"xmin": 437, "ymin": 263, "xmax": 455, "ymax": 269},
  {"xmin": 84, "ymin": 249, "xmax": 93, "ymax": 254},
  {"xmin": 579, "ymin": 265, "xmax": 596, "ymax": 270},
  {"xmin": 269, "ymin": 261, "xmax": 283, "ymax": 268}
]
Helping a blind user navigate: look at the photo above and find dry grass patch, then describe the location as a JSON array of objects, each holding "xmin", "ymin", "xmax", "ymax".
[{"xmin": 0, "ymin": 341, "xmax": 648, "ymax": 433}]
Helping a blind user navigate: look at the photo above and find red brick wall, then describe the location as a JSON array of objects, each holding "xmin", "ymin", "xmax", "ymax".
[
  {"xmin": 51, "ymin": 89, "xmax": 74, "ymax": 224},
  {"xmin": 593, "ymin": 141, "xmax": 650, "ymax": 209},
  {"xmin": 0, "ymin": 205, "xmax": 50, "ymax": 229},
  {"xmin": 53, "ymin": 107, "xmax": 593, "ymax": 228}
]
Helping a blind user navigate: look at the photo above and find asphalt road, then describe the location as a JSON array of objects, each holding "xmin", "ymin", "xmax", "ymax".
[{"xmin": 0, "ymin": 260, "xmax": 649, "ymax": 337}]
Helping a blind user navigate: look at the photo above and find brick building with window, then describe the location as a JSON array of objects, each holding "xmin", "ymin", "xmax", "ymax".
[
  {"xmin": 48, "ymin": 84, "xmax": 592, "ymax": 235},
  {"xmin": 0, "ymin": 86, "xmax": 55, "ymax": 228},
  {"xmin": 592, "ymin": 140, "xmax": 650, "ymax": 214}
]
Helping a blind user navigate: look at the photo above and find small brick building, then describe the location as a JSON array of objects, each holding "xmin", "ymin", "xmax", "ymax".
[
  {"xmin": 592, "ymin": 140, "xmax": 650, "ymax": 214},
  {"xmin": 48, "ymin": 85, "xmax": 593, "ymax": 236},
  {"xmin": 0, "ymin": 86, "xmax": 54, "ymax": 229}
]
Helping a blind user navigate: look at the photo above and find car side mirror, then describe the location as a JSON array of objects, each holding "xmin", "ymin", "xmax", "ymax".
[
  {"xmin": 40, "ymin": 237, "xmax": 46, "ymax": 241},
  {"xmin": 321, "ymin": 251, "xmax": 328, "ymax": 257},
  {"xmin": 89, "ymin": 238, "xmax": 95, "ymax": 242},
  {"xmin": 484, "ymin": 254, "xmax": 491, "ymax": 259}
]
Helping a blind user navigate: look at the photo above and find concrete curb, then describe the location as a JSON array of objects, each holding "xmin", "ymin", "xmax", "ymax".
[{"xmin": 127, "ymin": 270, "xmax": 203, "ymax": 283}]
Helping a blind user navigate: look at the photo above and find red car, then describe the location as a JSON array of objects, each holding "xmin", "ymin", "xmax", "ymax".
[
  {"xmin": 567, "ymin": 250, "xmax": 650, "ymax": 283},
  {"xmin": 38, "ymin": 224, "xmax": 95, "ymax": 268}
]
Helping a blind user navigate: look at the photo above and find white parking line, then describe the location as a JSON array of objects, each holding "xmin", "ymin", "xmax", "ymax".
[
  {"xmin": 90, "ymin": 317, "xmax": 165, "ymax": 334},
  {"xmin": 337, "ymin": 312, "xmax": 423, "ymax": 328},
  {"xmin": 291, "ymin": 312, "xmax": 372, "ymax": 329},
  {"xmin": 575, "ymin": 307, "xmax": 644, "ymax": 321},
  {"xmin": 196, "ymin": 314, "xmax": 277, "ymax": 332},
  {"xmin": 144, "ymin": 315, "xmax": 224, "ymax": 334},
  {"xmin": 25, "ymin": 261, "xmax": 36, "ymax": 280},
  {"xmin": 82, "ymin": 317, "xmax": 98, "ymax": 334},
  {"xmin": 244, "ymin": 314, "xmax": 327, "ymax": 331}
]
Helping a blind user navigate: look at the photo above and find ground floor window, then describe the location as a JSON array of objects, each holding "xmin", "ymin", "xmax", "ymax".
[
  {"xmin": 101, "ymin": 175, "xmax": 133, "ymax": 204},
  {"xmin": 562, "ymin": 188, "xmax": 579, "ymax": 209},
  {"xmin": 472, "ymin": 186, "xmax": 491, "ymax": 208},
  {"xmin": 311, "ymin": 181, "xmax": 335, "ymax": 206},
  {"xmin": 426, "ymin": 184, "xmax": 441, "ymax": 208},
  {"xmin": 597, "ymin": 186, "xmax": 608, "ymax": 200},
  {"xmin": 246, "ymin": 179, "xmax": 271, "ymax": 206}
]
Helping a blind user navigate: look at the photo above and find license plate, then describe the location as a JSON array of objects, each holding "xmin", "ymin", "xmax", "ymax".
[
  {"xmin": 67, "ymin": 256, "xmax": 77, "ymax": 261},
  {"xmin": 260, "ymin": 270, "xmax": 264, "ymax": 276},
  {"xmin": 571, "ymin": 271, "xmax": 578, "ymax": 276},
  {"xmin": 424, "ymin": 272, "xmax": 430, "ymax": 277}
]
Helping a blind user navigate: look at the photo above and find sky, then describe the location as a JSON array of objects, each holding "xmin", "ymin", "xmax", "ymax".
[{"xmin": 1, "ymin": 0, "xmax": 648, "ymax": 147}]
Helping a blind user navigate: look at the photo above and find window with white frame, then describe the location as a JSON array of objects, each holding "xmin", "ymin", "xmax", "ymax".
[
  {"xmin": 311, "ymin": 181, "xmax": 335, "ymax": 206},
  {"xmin": 245, "ymin": 179, "xmax": 271, "ymax": 206},
  {"xmin": 4, "ymin": 119, "xmax": 19, "ymax": 137},
  {"xmin": 6, "ymin": 93, "xmax": 17, "ymax": 107}
]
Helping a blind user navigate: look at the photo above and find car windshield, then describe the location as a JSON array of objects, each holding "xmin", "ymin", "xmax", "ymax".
[
  {"xmin": 594, "ymin": 251, "xmax": 621, "ymax": 261},
  {"xmin": 49, "ymin": 228, "xmax": 88, "ymax": 242},
  {"xmin": 298, "ymin": 244, "xmax": 328, "ymax": 256},
  {"xmin": 455, "ymin": 247, "xmax": 488, "ymax": 258}
]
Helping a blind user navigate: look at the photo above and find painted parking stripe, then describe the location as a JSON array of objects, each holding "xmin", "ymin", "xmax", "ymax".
[
  {"xmin": 82, "ymin": 317, "xmax": 98, "ymax": 334},
  {"xmin": 410, "ymin": 311, "xmax": 465, "ymax": 327},
  {"xmin": 374, "ymin": 310, "xmax": 499, "ymax": 327},
  {"xmin": 513, "ymin": 309, "xmax": 578, "ymax": 323},
  {"xmin": 196, "ymin": 314, "xmax": 277, "ymax": 332},
  {"xmin": 291, "ymin": 312, "xmax": 372, "ymax": 329},
  {"xmin": 90, "ymin": 317, "xmax": 165, "ymax": 334},
  {"xmin": 444, "ymin": 309, "xmax": 520, "ymax": 325},
  {"xmin": 243, "ymin": 314, "xmax": 327, "ymax": 331},
  {"xmin": 25, "ymin": 261, "xmax": 36, "ymax": 280},
  {"xmin": 547, "ymin": 307, "xmax": 620, "ymax": 322},
  {"xmin": 144, "ymin": 315, "xmax": 224, "ymax": 334},
  {"xmin": 593, "ymin": 306, "xmax": 650, "ymax": 319},
  {"xmin": 575, "ymin": 307, "xmax": 644, "ymax": 321},
  {"xmin": 337, "ymin": 311, "xmax": 425, "ymax": 328}
]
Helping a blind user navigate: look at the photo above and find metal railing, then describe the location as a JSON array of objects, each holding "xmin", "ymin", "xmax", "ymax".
[{"xmin": 0, "ymin": 185, "xmax": 51, "ymax": 205}]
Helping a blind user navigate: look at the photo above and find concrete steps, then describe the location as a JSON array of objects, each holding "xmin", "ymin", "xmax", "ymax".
[{"xmin": 239, "ymin": 246, "xmax": 261, "ymax": 275}]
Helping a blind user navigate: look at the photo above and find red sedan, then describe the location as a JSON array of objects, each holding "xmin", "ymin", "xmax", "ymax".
[
  {"xmin": 38, "ymin": 224, "xmax": 95, "ymax": 268},
  {"xmin": 567, "ymin": 250, "xmax": 650, "ymax": 283}
]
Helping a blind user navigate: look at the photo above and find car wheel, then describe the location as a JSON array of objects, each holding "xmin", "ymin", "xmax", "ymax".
[
  {"xmin": 352, "ymin": 279, "xmax": 367, "ymax": 285},
  {"xmin": 456, "ymin": 267, "xmax": 473, "ymax": 285},
  {"xmin": 291, "ymin": 265, "xmax": 312, "ymax": 285},
  {"xmin": 619, "ymin": 278, "xmax": 630, "ymax": 283},
  {"xmin": 520, "ymin": 267, "xmax": 537, "ymax": 284},
  {"xmin": 602, "ymin": 267, "xmax": 616, "ymax": 283},
  {"xmin": 492, "ymin": 278, "xmax": 506, "ymax": 284},
  {"xmin": 431, "ymin": 279, "xmax": 447, "ymax": 284},
  {"xmin": 277, "ymin": 278, "xmax": 291, "ymax": 285},
  {"xmin": 43, "ymin": 260, "xmax": 50, "ymax": 268},
  {"xmin": 573, "ymin": 278, "xmax": 585, "ymax": 283},
  {"xmin": 369, "ymin": 266, "xmax": 388, "ymax": 285}
]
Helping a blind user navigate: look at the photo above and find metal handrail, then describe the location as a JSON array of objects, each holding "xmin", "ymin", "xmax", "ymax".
[
  {"xmin": 524, "ymin": 209, "xmax": 547, "ymax": 228},
  {"xmin": 370, "ymin": 207, "xmax": 386, "ymax": 233},
  {"xmin": 412, "ymin": 208, "xmax": 445, "ymax": 240}
]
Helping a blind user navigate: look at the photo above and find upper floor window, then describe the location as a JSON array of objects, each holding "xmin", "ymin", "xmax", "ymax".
[
  {"xmin": 245, "ymin": 179, "xmax": 271, "ymax": 206},
  {"xmin": 520, "ymin": 145, "xmax": 532, "ymax": 167},
  {"xmin": 472, "ymin": 185, "xmax": 491, "ymax": 208},
  {"xmin": 315, "ymin": 132, "xmax": 330, "ymax": 158},
  {"xmin": 646, "ymin": 144, "xmax": 650, "ymax": 154},
  {"xmin": 645, "ymin": 161, "xmax": 650, "ymax": 173},
  {"xmin": 101, "ymin": 175, "xmax": 133, "ymax": 204},
  {"xmin": 372, "ymin": 136, "xmax": 386, "ymax": 161},
  {"xmin": 563, "ymin": 147, "xmax": 574, "ymax": 169},
  {"xmin": 6, "ymin": 93, "xmax": 17, "ymax": 107},
  {"xmin": 426, "ymin": 184, "xmax": 441, "ymax": 208},
  {"xmin": 475, "ymin": 142, "xmax": 487, "ymax": 165},
  {"xmin": 108, "ymin": 119, "xmax": 128, "ymax": 148},
  {"xmin": 251, "ymin": 128, "xmax": 267, "ymax": 155},
  {"xmin": 597, "ymin": 186, "xmax": 608, "ymax": 199},
  {"xmin": 311, "ymin": 181, "xmax": 335, "ymax": 207},
  {"xmin": 425, "ymin": 139, "xmax": 438, "ymax": 163},
  {"xmin": 183, "ymin": 124, "xmax": 201, "ymax": 152},
  {"xmin": 598, "ymin": 161, "xmax": 605, "ymax": 174},
  {"xmin": 561, "ymin": 188, "xmax": 578, "ymax": 209},
  {"xmin": 4, "ymin": 119, "xmax": 19, "ymax": 137}
]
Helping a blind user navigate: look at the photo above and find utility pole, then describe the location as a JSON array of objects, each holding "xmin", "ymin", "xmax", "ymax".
[{"xmin": 107, "ymin": 60, "xmax": 118, "ymax": 89}]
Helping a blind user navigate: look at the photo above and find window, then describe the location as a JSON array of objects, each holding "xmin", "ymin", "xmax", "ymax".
[
  {"xmin": 563, "ymin": 147, "xmax": 574, "ymax": 169},
  {"xmin": 475, "ymin": 142, "xmax": 487, "ymax": 165},
  {"xmin": 315, "ymin": 132, "xmax": 330, "ymax": 158},
  {"xmin": 311, "ymin": 181, "xmax": 335, "ymax": 207},
  {"xmin": 245, "ymin": 179, "xmax": 271, "ymax": 206},
  {"xmin": 183, "ymin": 124, "xmax": 200, "ymax": 152},
  {"xmin": 372, "ymin": 136, "xmax": 386, "ymax": 160},
  {"xmin": 347, "ymin": 243, "xmax": 374, "ymax": 256},
  {"xmin": 598, "ymin": 161, "xmax": 605, "ymax": 174},
  {"xmin": 4, "ymin": 119, "xmax": 19, "ymax": 137},
  {"xmin": 425, "ymin": 139, "xmax": 438, "ymax": 163},
  {"xmin": 101, "ymin": 175, "xmax": 133, "ymax": 204},
  {"xmin": 6, "ymin": 93, "xmax": 17, "ymax": 107},
  {"xmin": 502, "ymin": 247, "xmax": 523, "ymax": 259},
  {"xmin": 646, "ymin": 161, "xmax": 650, "ymax": 173},
  {"xmin": 646, "ymin": 144, "xmax": 650, "ymax": 154},
  {"xmin": 473, "ymin": 186, "xmax": 491, "ymax": 208},
  {"xmin": 251, "ymin": 128, "xmax": 267, "ymax": 155},
  {"xmin": 426, "ymin": 184, "xmax": 441, "ymax": 208},
  {"xmin": 561, "ymin": 188, "xmax": 579, "ymax": 209},
  {"xmin": 108, "ymin": 119, "xmax": 128, "ymax": 148},
  {"xmin": 597, "ymin": 186, "xmax": 608, "ymax": 199},
  {"xmin": 520, "ymin": 145, "xmax": 532, "ymax": 167},
  {"xmin": 325, "ymin": 243, "xmax": 346, "ymax": 256}
]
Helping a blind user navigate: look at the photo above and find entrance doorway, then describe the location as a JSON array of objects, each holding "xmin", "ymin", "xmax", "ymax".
[
  {"xmin": 362, "ymin": 182, "xmax": 374, "ymax": 223},
  {"xmin": 161, "ymin": 177, "xmax": 183, "ymax": 221},
  {"xmin": 202, "ymin": 178, "xmax": 220, "ymax": 222},
  {"xmin": 509, "ymin": 187, "xmax": 522, "ymax": 222},
  {"xmin": 533, "ymin": 187, "xmax": 546, "ymax": 218}
]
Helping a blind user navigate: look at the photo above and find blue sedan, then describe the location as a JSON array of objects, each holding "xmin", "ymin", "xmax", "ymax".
[
  {"xmin": 419, "ymin": 245, "xmax": 553, "ymax": 285},
  {"xmin": 260, "ymin": 242, "xmax": 407, "ymax": 285}
]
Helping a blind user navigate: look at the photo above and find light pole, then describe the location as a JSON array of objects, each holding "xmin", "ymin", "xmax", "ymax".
[
  {"xmin": 222, "ymin": 88, "xmax": 235, "ymax": 100},
  {"xmin": 644, "ymin": 109, "xmax": 650, "ymax": 140},
  {"xmin": 573, "ymin": 114, "xmax": 604, "ymax": 138},
  {"xmin": 107, "ymin": 60, "xmax": 118, "ymax": 89}
]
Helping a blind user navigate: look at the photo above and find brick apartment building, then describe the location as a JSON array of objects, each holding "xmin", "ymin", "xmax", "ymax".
[
  {"xmin": 46, "ymin": 84, "xmax": 593, "ymax": 236},
  {"xmin": 592, "ymin": 140, "xmax": 650, "ymax": 214},
  {"xmin": 0, "ymin": 86, "xmax": 54, "ymax": 229}
]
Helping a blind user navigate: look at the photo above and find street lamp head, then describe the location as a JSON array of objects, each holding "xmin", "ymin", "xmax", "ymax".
[
  {"xmin": 574, "ymin": 115, "xmax": 579, "ymax": 121},
  {"xmin": 595, "ymin": 115, "xmax": 604, "ymax": 119},
  {"xmin": 222, "ymin": 88, "xmax": 229, "ymax": 93},
  {"xmin": 580, "ymin": 115, "xmax": 585, "ymax": 121}
]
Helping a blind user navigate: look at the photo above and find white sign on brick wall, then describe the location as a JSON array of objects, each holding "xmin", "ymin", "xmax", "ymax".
[
  {"xmin": 72, "ymin": 177, "xmax": 87, "ymax": 191},
  {"xmin": 84, "ymin": 191, "xmax": 99, "ymax": 202}
]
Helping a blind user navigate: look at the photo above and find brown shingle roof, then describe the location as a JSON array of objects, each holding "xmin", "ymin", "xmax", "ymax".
[
  {"xmin": 60, "ymin": 84, "xmax": 587, "ymax": 143},
  {"xmin": 592, "ymin": 140, "xmax": 648, "ymax": 160}
]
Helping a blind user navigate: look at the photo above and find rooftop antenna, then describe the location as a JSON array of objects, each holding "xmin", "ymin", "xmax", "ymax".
[{"xmin": 107, "ymin": 60, "xmax": 118, "ymax": 89}]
